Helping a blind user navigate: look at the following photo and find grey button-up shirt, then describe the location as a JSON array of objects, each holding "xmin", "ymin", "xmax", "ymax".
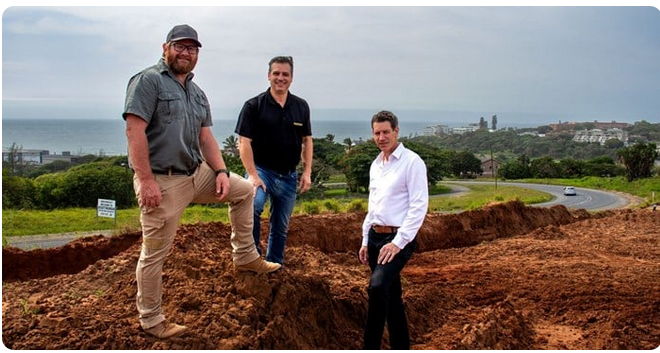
[{"xmin": 123, "ymin": 58, "xmax": 212, "ymax": 172}]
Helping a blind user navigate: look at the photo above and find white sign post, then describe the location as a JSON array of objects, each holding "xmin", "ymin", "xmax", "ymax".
[{"xmin": 97, "ymin": 198, "xmax": 117, "ymax": 226}]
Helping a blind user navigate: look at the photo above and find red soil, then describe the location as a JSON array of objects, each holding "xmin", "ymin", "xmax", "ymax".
[{"xmin": 2, "ymin": 201, "xmax": 659, "ymax": 349}]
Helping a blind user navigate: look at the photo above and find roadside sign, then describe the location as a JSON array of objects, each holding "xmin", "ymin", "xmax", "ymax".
[{"xmin": 97, "ymin": 199, "xmax": 116, "ymax": 219}]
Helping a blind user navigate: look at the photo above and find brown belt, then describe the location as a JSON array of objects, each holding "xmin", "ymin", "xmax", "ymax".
[
  {"xmin": 153, "ymin": 165, "xmax": 198, "ymax": 176},
  {"xmin": 371, "ymin": 225, "xmax": 399, "ymax": 233}
]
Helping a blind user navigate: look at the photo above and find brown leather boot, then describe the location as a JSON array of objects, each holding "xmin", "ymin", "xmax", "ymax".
[
  {"xmin": 235, "ymin": 258, "xmax": 281, "ymax": 274},
  {"xmin": 144, "ymin": 320, "xmax": 187, "ymax": 339}
]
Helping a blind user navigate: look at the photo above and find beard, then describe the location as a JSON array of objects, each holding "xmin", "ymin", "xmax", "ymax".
[{"xmin": 165, "ymin": 52, "xmax": 197, "ymax": 75}]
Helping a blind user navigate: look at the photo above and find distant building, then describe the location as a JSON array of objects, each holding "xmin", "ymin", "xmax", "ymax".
[
  {"xmin": 2, "ymin": 148, "xmax": 46, "ymax": 164},
  {"xmin": 549, "ymin": 120, "xmax": 629, "ymax": 132},
  {"xmin": 572, "ymin": 128, "xmax": 628, "ymax": 146},
  {"xmin": 42, "ymin": 151, "xmax": 74, "ymax": 164},
  {"xmin": 479, "ymin": 156, "xmax": 501, "ymax": 176},
  {"xmin": 423, "ymin": 124, "xmax": 453, "ymax": 136},
  {"xmin": 453, "ymin": 125, "xmax": 480, "ymax": 135},
  {"xmin": 2, "ymin": 149, "xmax": 75, "ymax": 165}
]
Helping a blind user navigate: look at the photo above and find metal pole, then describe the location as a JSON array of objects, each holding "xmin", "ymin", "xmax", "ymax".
[{"xmin": 491, "ymin": 147, "xmax": 497, "ymax": 189}]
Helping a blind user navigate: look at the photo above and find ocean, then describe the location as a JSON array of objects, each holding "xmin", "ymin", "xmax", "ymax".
[
  {"xmin": 2, "ymin": 109, "xmax": 542, "ymax": 156},
  {"xmin": 2, "ymin": 117, "xmax": 434, "ymax": 156}
]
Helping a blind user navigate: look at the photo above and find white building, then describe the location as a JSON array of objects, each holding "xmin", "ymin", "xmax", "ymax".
[
  {"xmin": 572, "ymin": 128, "xmax": 628, "ymax": 146},
  {"xmin": 423, "ymin": 124, "xmax": 453, "ymax": 136},
  {"xmin": 2, "ymin": 149, "xmax": 75, "ymax": 165}
]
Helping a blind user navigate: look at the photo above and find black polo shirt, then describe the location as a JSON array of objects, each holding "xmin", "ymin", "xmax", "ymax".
[{"xmin": 235, "ymin": 89, "xmax": 312, "ymax": 175}]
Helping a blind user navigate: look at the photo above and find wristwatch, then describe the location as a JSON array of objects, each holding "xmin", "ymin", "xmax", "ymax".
[{"xmin": 215, "ymin": 168, "xmax": 230, "ymax": 178}]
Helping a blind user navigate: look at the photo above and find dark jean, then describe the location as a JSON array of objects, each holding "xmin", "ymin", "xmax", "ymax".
[
  {"xmin": 363, "ymin": 228, "xmax": 417, "ymax": 350},
  {"xmin": 250, "ymin": 166, "xmax": 298, "ymax": 265}
]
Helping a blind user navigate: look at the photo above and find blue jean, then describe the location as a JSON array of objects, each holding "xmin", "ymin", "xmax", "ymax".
[
  {"xmin": 363, "ymin": 229, "xmax": 416, "ymax": 350},
  {"xmin": 251, "ymin": 166, "xmax": 298, "ymax": 265}
]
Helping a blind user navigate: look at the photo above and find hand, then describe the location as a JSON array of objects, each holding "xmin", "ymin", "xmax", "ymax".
[
  {"xmin": 358, "ymin": 246, "xmax": 368, "ymax": 265},
  {"xmin": 377, "ymin": 243, "xmax": 401, "ymax": 265},
  {"xmin": 215, "ymin": 173, "xmax": 230, "ymax": 201},
  {"xmin": 139, "ymin": 178, "xmax": 162, "ymax": 208},
  {"xmin": 298, "ymin": 173, "xmax": 312, "ymax": 194},
  {"xmin": 247, "ymin": 174, "xmax": 266, "ymax": 198}
]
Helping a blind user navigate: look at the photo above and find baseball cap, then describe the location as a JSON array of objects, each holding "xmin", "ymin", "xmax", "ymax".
[{"xmin": 166, "ymin": 24, "xmax": 202, "ymax": 48}]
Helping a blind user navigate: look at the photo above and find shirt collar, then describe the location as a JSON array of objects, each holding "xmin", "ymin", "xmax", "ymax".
[
  {"xmin": 157, "ymin": 58, "xmax": 195, "ymax": 82},
  {"xmin": 266, "ymin": 88, "xmax": 289, "ymax": 107},
  {"xmin": 377, "ymin": 142, "xmax": 404, "ymax": 163}
]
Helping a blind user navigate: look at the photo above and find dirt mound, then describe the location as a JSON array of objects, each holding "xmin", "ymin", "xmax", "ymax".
[{"xmin": 2, "ymin": 200, "xmax": 659, "ymax": 349}]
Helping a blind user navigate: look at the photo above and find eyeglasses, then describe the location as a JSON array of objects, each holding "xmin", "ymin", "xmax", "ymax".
[{"xmin": 171, "ymin": 42, "xmax": 199, "ymax": 55}]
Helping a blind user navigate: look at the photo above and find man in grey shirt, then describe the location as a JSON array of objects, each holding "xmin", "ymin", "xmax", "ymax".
[{"xmin": 123, "ymin": 24, "xmax": 280, "ymax": 340}]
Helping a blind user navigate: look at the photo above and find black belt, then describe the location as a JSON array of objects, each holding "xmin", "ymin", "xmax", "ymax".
[
  {"xmin": 153, "ymin": 165, "xmax": 198, "ymax": 176},
  {"xmin": 371, "ymin": 225, "xmax": 399, "ymax": 233}
]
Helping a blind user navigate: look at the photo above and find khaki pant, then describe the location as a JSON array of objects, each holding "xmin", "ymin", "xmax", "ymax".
[{"xmin": 133, "ymin": 162, "xmax": 259, "ymax": 329}]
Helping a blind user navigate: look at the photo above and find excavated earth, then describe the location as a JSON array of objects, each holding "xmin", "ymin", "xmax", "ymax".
[{"xmin": 2, "ymin": 200, "xmax": 659, "ymax": 349}]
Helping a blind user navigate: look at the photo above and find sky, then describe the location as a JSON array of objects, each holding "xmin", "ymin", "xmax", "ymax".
[{"xmin": 2, "ymin": 5, "xmax": 660, "ymax": 126}]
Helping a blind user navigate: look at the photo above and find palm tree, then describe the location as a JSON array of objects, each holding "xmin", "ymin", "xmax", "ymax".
[
  {"xmin": 343, "ymin": 137, "xmax": 353, "ymax": 152},
  {"xmin": 222, "ymin": 135, "xmax": 239, "ymax": 156}
]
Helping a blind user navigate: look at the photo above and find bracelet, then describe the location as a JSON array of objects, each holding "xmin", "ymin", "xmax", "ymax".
[{"xmin": 215, "ymin": 169, "xmax": 230, "ymax": 178}]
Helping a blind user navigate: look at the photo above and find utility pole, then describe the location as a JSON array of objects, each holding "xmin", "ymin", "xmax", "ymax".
[{"xmin": 490, "ymin": 146, "xmax": 497, "ymax": 189}]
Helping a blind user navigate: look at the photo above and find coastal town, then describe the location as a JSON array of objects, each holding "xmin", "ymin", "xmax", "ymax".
[{"xmin": 2, "ymin": 118, "xmax": 648, "ymax": 166}]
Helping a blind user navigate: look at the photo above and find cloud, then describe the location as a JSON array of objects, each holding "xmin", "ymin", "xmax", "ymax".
[{"xmin": 3, "ymin": 6, "xmax": 660, "ymax": 123}]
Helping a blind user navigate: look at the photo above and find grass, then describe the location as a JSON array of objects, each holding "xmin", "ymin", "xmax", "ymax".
[
  {"xmin": 6, "ymin": 175, "xmax": 654, "ymax": 241},
  {"xmin": 2, "ymin": 181, "xmax": 552, "ymax": 240},
  {"xmin": 429, "ymin": 183, "xmax": 552, "ymax": 212}
]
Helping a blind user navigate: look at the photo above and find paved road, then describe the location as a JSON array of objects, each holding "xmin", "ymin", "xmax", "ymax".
[
  {"xmin": 443, "ymin": 181, "xmax": 634, "ymax": 211},
  {"xmin": 4, "ymin": 231, "xmax": 114, "ymax": 251}
]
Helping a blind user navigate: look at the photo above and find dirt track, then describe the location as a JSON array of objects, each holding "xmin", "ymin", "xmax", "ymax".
[{"xmin": 2, "ymin": 201, "xmax": 660, "ymax": 349}]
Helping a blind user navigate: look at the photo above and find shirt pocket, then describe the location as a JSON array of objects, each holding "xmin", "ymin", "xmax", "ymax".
[
  {"xmin": 192, "ymin": 93, "xmax": 210, "ymax": 123},
  {"xmin": 156, "ymin": 91, "xmax": 185, "ymax": 123}
]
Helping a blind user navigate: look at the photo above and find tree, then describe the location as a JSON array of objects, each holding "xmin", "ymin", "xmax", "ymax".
[
  {"xmin": 2, "ymin": 168, "xmax": 36, "ymax": 209},
  {"xmin": 604, "ymin": 138, "xmax": 624, "ymax": 149},
  {"xmin": 617, "ymin": 142, "xmax": 658, "ymax": 182},
  {"xmin": 222, "ymin": 135, "xmax": 239, "ymax": 156},
  {"xmin": 27, "ymin": 160, "xmax": 72, "ymax": 178},
  {"xmin": 3, "ymin": 142, "xmax": 34, "ymax": 177},
  {"xmin": 530, "ymin": 156, "xmax": 562, "ymax": 178},
  {"xmin": 312, "ymin": 137, "xmax": 346, "ymax": 169},
  {"xmin": 558, "ymin": 158, "xmax": 585, "ymax": 178},
  {"xmin": 222, "ymin": 153, "xmax": 245, "ymax": 177},
  {"xmin": 450, "ymin": 150, "xmax": 483, "ymax": 178},
  {"xmin": 341, "ymin": 141, "xmax": 379, "ymax": 192},
  {"xmin": 403, "ymin": 140, "xmax": 452, "ymax": 185},
  {"xmin": 626, "ymin": 120, "xmax": 660, "ymax": 142},
  {"xmin": 343, "ymin": 137, "xmax": 354, "ymax": 152},
  {"xmin": 499, "ymin": 154, "xmax": 532, "ymax": 179},
  {"xmin": 32, "ymin": 161, "xmax": 136, "ymax": 209},
  {"xmin": 340, "ymin": 140, "xmax": 450, "ymax": 192}
]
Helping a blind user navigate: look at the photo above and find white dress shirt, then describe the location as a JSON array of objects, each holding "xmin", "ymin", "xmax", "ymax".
[{"xmin": 361, "ymin": 143, "xmax": 429, "ymax": 249}]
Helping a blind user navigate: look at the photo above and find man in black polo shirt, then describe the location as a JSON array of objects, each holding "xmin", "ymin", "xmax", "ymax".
[{"xmin": 235, "ymin": 55, "xmax": 313, "ymax": 266}]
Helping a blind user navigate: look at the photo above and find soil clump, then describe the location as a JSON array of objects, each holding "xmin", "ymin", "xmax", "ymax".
[{"xmin": 3, "ymin": 201, "xmax": 659, "ymax": 349}]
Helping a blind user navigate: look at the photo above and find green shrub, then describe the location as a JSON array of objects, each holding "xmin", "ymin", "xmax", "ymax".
[
  {"xmin": 346, "ymin": 199, "xmax": 367, "ymax": 212},
  {"xmin": 30, "ymin": 162, "xmax": 136, "ymax": 209},
  {"xmin": 301, "ymin": 201, "xmax": 321, "ymax": 215},
  {"xmin": 323, "ymin": 199, "xmax": 341, "ymax": 213},
  {"xmin": 2, "ymin": 169, "xmax": 36, "ymax": 209}
]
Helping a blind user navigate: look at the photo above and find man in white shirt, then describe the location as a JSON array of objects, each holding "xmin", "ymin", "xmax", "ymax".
[{"xmin": 358, "ymin": 110, "xmax": 429, "ymax": 349}]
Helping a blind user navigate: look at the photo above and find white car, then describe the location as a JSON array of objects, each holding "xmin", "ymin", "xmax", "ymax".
[{"xmin": 563, "ymin": 186, "xmax": 577, "ymax": 196}]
